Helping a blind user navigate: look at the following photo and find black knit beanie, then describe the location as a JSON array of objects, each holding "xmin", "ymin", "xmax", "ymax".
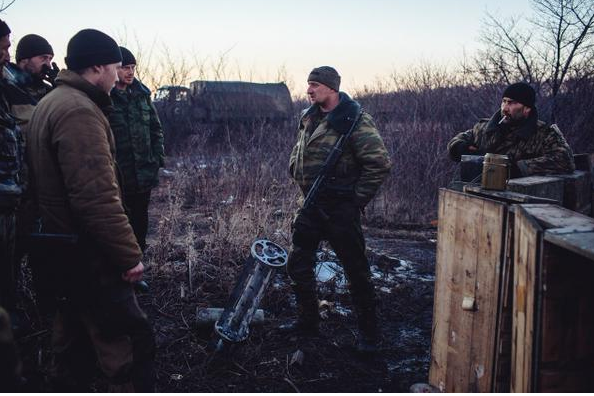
[
  {"xmin": 119, "ymin": 46, "xmax": 136, "ymax": 66},
  {"xmin": 502, "ymin": 82, "xmax": 536, "ymax": 108},
  {"xmin": 65, "ymin": 29, "xmax": 122, "ymax": 70},
  {"xmin": 308, "ymin": 66, "xmax": 341, "ymax": 92},
  {"xmin": 16, "ymin": 34, "xmax": 54, "ymax": 62},
  {"xmin": 0, "ymin": 19, "xmax": 10, "ymax": 37}
]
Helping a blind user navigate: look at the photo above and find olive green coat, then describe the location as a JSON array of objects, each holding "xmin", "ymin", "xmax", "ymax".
[{"xmin": 109, "ymin": 79, "xmax": 164, "ymax": 195}]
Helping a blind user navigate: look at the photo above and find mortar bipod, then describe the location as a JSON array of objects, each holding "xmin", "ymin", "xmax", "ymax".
[{"xmin": 214, "ymin": 239, "xmax": 287, "ymax": 343}]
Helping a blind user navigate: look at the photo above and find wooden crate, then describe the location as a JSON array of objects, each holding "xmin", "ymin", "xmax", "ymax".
[
  {"xmin": 511, "ymin": 204, "xmax": 594, "ymax": 392},
  {"xmin": 429, "ymin": 189, "xmax": 508, "ymax": 392},
  {"xmin": 555, "ymin": 171, "xmax": 592, "ymax": 215},
  {"xmin": 507, "ymin": 176, "xmax": 565, "ymax": 204}
]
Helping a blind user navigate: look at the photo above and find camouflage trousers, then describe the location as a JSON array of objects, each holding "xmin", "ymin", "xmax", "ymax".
[
  {"xmin": 50, "ymin": 288, "xmax": 156, "ymax": 392},
  {"xmin": 287, "ymin": 201, "xmax": 377, "ymax": 333},
  {"xmin": 0, "ymin": 211, "xmax": 17, "ymax": 310}
]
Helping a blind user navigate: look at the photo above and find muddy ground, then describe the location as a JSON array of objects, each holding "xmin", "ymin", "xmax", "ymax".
[
  {"xmin": 140, "ymin": 226, "xmax": 437, "ymax": 393},
  {"xmin": 15, "ymin": 207, "xmax": 437, "ymax": 393}
]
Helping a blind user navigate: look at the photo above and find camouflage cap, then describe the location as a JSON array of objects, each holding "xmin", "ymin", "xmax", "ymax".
[{"xmin": 308, "ymin": 66, "xmax": 341, "ymax": 91}]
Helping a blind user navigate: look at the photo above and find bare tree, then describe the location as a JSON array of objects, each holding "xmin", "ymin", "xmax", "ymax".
[
  {"xmin": 476, "ymin": 0, "xmax": 594, "ymax": 121},
  {"xmin": 0, "ymin": 0, "xmax": 15, "ymax": 13}
]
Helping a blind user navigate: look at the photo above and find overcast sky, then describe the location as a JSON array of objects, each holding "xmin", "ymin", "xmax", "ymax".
[{"xmin": 4, "ymin": 0, "xmax": 533, "ymax": 93}]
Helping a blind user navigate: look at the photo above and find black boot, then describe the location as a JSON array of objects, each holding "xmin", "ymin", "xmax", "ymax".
[
  {"xmin": 355, "ymin": 306, "xmax": 379, "ymax": 354},
  {"xmin": 279, "ymin": 284, "xmax": 319, "ymax": 337}
]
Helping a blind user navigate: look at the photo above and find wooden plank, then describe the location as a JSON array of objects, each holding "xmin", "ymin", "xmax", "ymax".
[
  {"xmin": 429, "ymin": 189, "xmax": 455, "ymax": 391},
  {"xmin": 445, "ymin": 190, "xmax": 483, "ymax": 392},
  {"xmin": 493, "ymin": 212, "xmax": 515, "ymax": 392},
  {"xmin": 463, "ymin": 185, "xmax": 560, "ymax": 205},
  {"xmin": 429, "ymin": 189, "xmax": 507, "ymax": 392},
  {"xmin": 468, "ymin": 198, "xmax": 506, "ymax": 392},
  {"xmin": 511, "ymin": 206, "xmax": 543, "ymax": 393},
  {"xmin": 521, "ymin": 204, "xmax": 594, "ymax": 230},
  {"xmin": 507, "ymin": 176, "xmax": 564, "ymax": 203}
]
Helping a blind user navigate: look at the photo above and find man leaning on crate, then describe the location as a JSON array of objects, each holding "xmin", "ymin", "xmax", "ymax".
[{"xmin": 447, "ymin": 82, "xmax": 575, "ymax": 178}]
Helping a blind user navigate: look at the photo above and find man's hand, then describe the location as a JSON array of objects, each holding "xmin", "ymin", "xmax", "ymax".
[
  {"xmin": 42, "ymin": 62, "xmax": 60, "ymax": 86},
  {"xmin": 122, "ymin": 262, "xmax": 144, "ymax": 283},
  {"xmin": 468, "ymin": 145, "xmax": 478, "ymax": 152}
]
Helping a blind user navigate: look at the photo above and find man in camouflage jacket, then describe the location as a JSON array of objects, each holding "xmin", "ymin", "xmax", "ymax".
[
  {"xmin": 4, "ymin": 34, "xmax": 57, "ymax": 129},
  {"xmin": 447, "ymin": 82, "xmax": 575, "ymax": 177},
  {"xmin": 0, "ymin": 20, "xmax": 25, "ymax": 325},
  {"xmin": 109, "ymin": 47, "xmax": 164, "ymax": 251},
  {"xmin": 3, "ymin": 34, "xmax": 58, "ymax": 317},
  {"xmin": 283, "ymin": 66, "xmax": 391, "ymax": 353}
]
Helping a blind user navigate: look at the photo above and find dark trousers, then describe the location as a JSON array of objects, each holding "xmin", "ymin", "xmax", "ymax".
[
  {"xmin": 123, "ymin": 191, "xmax": 151, "ymax": 252},
  {"xmin": 0, "ymin": 211, "xmax": 17, "ymax": 310},
  {"xmin": 51, "ymin": 288, "xmax": 156, "ymax": 392},
  {"xmin": 287, "ymin": 202, "xmax": 377, "ymax": 333}
]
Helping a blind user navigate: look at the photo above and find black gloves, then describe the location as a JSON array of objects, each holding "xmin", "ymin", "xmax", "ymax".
[{"xmin": 41, "ymin": 62, "xmax": 60, "ymax": 86}]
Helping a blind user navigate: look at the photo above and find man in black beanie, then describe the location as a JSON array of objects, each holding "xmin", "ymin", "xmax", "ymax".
[
  {"xmin": 447, "ymin": 82, "xmax": 575, "ymax": 177},
  {"xmin": 4, "ymin": 34, "xmax": 57, "ymax": 124},
  {"xmin": 109, "ymin": 46, "xmax": 164, "ymax": 253},
  {"xmin": 3, "ymin": 35, "xmax": 58, "ymax": 309},
  {"xmin": 27, "ymin": 28, "xmax": 155, "ymax": 392}
]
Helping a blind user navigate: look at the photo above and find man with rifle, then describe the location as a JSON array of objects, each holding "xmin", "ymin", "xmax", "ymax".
[{"xmin": 283, "ymin": 66, "xmax": 391, "ymax": 353}]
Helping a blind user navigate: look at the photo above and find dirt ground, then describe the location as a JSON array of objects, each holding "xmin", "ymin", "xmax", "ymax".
[{"xmin": 15, "ymin": 202, "xmax": 437, "ymax": 393}]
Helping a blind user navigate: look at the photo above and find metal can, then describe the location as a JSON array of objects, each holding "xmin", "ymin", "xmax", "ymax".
[{"xmin": 481, "ymin": 153, "xmax": 509, "ymax": 190}]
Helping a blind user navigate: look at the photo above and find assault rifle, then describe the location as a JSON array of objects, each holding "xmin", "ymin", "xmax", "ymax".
[{"xmin": 301, "ymin": 109, "xmax": 362, "ymax": 219}]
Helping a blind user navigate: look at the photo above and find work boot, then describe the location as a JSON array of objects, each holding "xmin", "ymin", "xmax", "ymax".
[
  {"xmin": 281, "ymin": 282, "xmax": 320, "ymax": 337},
  {"xmin": 355, "ymin": 305, "xmax": 379, "ymax": 354}
]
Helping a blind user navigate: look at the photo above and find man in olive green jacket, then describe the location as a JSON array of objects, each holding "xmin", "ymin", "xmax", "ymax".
[
  {"xmin": 109, "ymin": 47, "xmax": 164, "ymax": 252},
  {"xmin": 27, "ymin": 30, "xmax": 154, "ymax": 392},
  {"xmin": 283, "ymin": 66, "xmax": 391, "ymax": 353}
]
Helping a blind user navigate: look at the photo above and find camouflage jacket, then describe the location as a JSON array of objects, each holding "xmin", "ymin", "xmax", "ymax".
[
  {"xmin": 0, "ymin": 79, "xmax": 23, "ymax": 206},
  {"xmin": 109, "ymin": 79, "xmax": 164, "ymax": 195},
  {"xmin": 447, "ymin": 110, "xmax": 575, "ymax": 176},
  {"xmin": 289, "ymin": 93, "xmax": 391, "ymax": 207},
  {"xmin": 3, "ymin": 63, "xmax": 52, "ymax": 132}
]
